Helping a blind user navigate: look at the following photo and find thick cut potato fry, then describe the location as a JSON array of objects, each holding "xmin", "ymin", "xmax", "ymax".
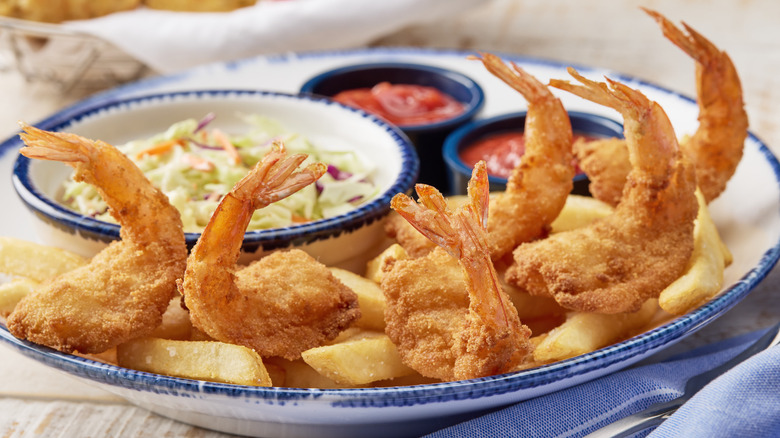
[
  {"xmin": 500, "ymin": 276, "xmax": 567, "ymax": 320},
  {"xmin": 659, "ymin": 190, "xmax": 732, "ymax": 315},
  {"xmin": 550, "ymin": 195, "xmax": 614, "ymax": 233},
  {"xmin": 329, "ymin": 267, "xmax": 386, "ymax": 331},
  {"xmin": 117, "ymin": 338, "xmax": 271, "ymax": 386},
  {"xmin": 369, "ymin": 372, "xmax": 440, "ymax": 387},
  {"xmin": 0, "ymin": 237, "xmax": 86, "ymax": 282},
  {"xmin": 265, "ymin": 357, "xmax": 358, "ymax": 389},
  {"xmin": 533, "ymin": 299, "xmax": 658, "ymax": 363},
  {"xmin": 365, "ymin": 243, "xmax": 408, "ymax": 284},
  {"xmin": 301, "ymin": 331, "xmax": 414, "ymax": 385},
  {"xmin": 144, "ymin": 0, "xmax": 256, "ymax": 12},
  {"xmin": 0, "ymin": 278, "xmax": 38, "ymax": 317},
  {"xmin": 149, "ymin": 296, "xmax": 192, "ymax": 341}
]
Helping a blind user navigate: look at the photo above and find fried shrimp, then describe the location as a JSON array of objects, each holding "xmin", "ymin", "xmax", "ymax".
[
  {"xmin": 179, "ymin": 144, "xmax": 360, "ymax": 360},
  {"xmin": 573, "ymin": 137, "xmax": 631, "ymax": 207},
  {"xmin": 386, "ymin": 53, "xmax": 575, "ymax": 262},
  {"xmin": 576, "ymin": 8, "xmax": 747, "ymax": 206},
  {"xmin": 505, "ymin": 70, "xmax": 698, "ymax": 314},
  {"xmin": 383, "ymin": 162, "xmax": 532, "ymax": 381},
  {"xmin": 7, "ymin": 124, "xmax": 187, "ymax": 354}
]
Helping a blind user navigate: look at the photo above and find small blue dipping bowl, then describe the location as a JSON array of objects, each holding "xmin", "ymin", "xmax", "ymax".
[
  {"xmin": 443, "ymin": 111, "xmax": 624, "ymax": 196},
  {"xmin": 300, "ymin": 62, "xmax": 485, "ymax": 190}
]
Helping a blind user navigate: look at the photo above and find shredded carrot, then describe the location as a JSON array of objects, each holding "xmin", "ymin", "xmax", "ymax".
[
  {"xmin": 135, "ymin": 139, "xmax": 182, "ymax": 159},
  {"xmin": 291, "ymin": 214, "xmax": 310, "ymax": 223},
  {"xmin": 212, "ymin": 129, "xmax": 242, "ymax": 165},
  {"xmin": 181, "ymin": 154, "xmax": 215, "ymax": 172}
]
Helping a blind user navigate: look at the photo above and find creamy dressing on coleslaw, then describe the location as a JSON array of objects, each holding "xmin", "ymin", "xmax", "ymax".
[{"xmin": 62, "ymin": 114, "xmax": 377, "ymax": 232}]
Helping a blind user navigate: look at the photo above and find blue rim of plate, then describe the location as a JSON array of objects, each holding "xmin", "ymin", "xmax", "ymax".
[
  {"xmin": 1, "ymin": 48, "xmax": 779, "ymax": 409},
  {"xmin": 8, "ymin": 89, "xmax": 419, "ymax": 251},
  {"xmin": 299, "ymin": 61, "xmax": 485, "ymax": 133}
]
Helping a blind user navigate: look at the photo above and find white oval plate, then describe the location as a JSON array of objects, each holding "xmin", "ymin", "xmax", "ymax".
[{"xmin": 1, "ymin": 48, "xmax": 779, "ymax": 438}]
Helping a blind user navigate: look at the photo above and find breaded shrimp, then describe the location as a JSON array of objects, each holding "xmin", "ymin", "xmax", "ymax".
[
  {"xmin": 576, "ymin": 8, "xmax": 748, "ymax": 206},
  {"xmin": 7, "ymin": 124, "xmax": 187, "ymax": 354},
  {"xmin": 505, "ymin": 70, "xmax": 698, "ymax": 314},
  {"xmin": 386, "ymin": 53, "xmax": 575, "ymax": 262},
  {"xmin": 383, "ymin": 162, "xmax": 532, "ymax": 381},
  {"xmin": 572, "ymin": 137, "xmax": 631, "ymax": 207},
  {"xmin": 179, "ymin": 144, "xmax": 360, "ymax": 360}
]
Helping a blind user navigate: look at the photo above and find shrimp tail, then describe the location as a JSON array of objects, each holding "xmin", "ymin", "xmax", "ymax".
[
  {"xmin": 18, "ymin": 123, "xmax": 92, "ymax": 164},
  {"xmin": 190, "ymin": 143, "xmax": 326, "ymax": 266},
  {"xmin": 475, "ymin": 53, "xmax": 551, "ymax": 102},
  {"xmin": 234, "ymin": 143, "xmax": 327, "ymax": 209},
  {"xmin": 391, "ymin": 188, "xmax": 460, "ymax": 257},
  {"xmin": 552, "ymin": 68, "xmax": 678, "ymax": 178},
  {"xmin": 549, "ymin": 68, "xmax": 623, "ymax": 111},
  {"xmin": 390, "ymin": 163, "xmax": 491, "ymax": 259},
  {"xmin": 641, "ymin": 8, "xmax": 720, "ymax": 66},
  {"xmin": 466, "ymin": 161, "xmax": 490, "ymax": 229}
]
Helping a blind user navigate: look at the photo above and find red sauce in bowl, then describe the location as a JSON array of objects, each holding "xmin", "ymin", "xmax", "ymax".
[
  {"xmin": 333, "ymin": 82, "xmax": 465, "ymax": 126},
  {"xmin": 460, "ymin": 131, "xmax": 597, "ymax": 179},
  {"xmin": 459, "ymin": 131, "xmax": 525, "ymax": 179}
]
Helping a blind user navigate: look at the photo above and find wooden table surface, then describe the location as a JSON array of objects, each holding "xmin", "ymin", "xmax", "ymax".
[{"xmin": 1, "ymin": 0, "xmax": 778, "ymax": 436}]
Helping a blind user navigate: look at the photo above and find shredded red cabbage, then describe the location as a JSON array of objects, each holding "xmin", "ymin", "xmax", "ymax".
[
  {"xmin": 326, "ymin": 164, "xmax": 353, "ymax": 180},
  {"xmin": 317, "ymin": 164, "xmax": 366, "ymax": 204},
  {"xmin": 188, "ymin": 138, "xmax": 222, "ymax": 150},
  {"xmin": 194, "ymin": 112, "xmax": 216, "ymax": 134}
]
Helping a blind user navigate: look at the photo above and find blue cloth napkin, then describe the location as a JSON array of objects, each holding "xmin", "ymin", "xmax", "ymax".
[{"xmin": 424, "ymin": 327, "xmax": 780, "ymax": 438}]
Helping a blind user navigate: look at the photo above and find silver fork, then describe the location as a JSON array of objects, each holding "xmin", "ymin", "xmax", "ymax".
[{"xmin": 585, "ymin": 322, "xmax": 780, "ymax": 438}]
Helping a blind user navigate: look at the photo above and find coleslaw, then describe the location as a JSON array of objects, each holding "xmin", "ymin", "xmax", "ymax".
[{"xmin": 62, "ymin": 113, "xmax": 378, "ymax": 232}]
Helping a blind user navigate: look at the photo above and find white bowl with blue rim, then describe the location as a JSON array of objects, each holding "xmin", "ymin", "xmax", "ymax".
[
  {"xmin": 10, "ymin": 90, "xmax": 419, "ymax": 271},
  {"xmin": 300, "ymin": 62, "xmax": 485, "ymax": 191},
  {"xmin": 442, "ymin": 111, "xmax": 624, "ymax": 196}
]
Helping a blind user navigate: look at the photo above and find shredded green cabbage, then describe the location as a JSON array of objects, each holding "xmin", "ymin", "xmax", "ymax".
[{"xmin": 61, "ymin": 114, "xmax": 378, "ymax": 232}]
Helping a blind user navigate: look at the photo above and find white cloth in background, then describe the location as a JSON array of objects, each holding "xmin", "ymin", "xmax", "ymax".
[{"xmin": 62, "ymin": 0, "xmax": 484, "ymax": 74}]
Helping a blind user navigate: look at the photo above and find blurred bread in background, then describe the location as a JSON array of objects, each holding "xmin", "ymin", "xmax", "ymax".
[
  {"xmin": 145, "ymin": 0, "xmax": 257, "ymax": 12},
  {"xmin": 0, "ymin": 0, "xmax": 258, "ymax": 23}
]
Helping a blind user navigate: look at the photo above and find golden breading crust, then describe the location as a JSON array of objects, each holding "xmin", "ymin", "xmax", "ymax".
[
  {"xmin": 144, "ymin": 0, "xmax": 257, "ymax": 12},
  {"xmin": 0, "ymin": 0, "xmax": 258, "ymax": 23},
  {"xmin": 0, "ymin": 0, "xmax": 140, "ymax": 23}
]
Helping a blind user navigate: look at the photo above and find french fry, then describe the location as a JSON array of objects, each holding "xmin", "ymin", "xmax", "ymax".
[
  {"xmin": 329, "ymin": 267, "xmax": 386, "ymax": 331},
  {"xmin": 659, "ymin": 190, "xmax": 732, "ymax": 315},
  {"xmin": 301, "ymin": 330, "xmax": 414, "ymax": 385},
  {"xmin": 149, "ymin": 296, "xmax": 193, "ymax": 341},
  {"xmin": 78, "ymin": 347, "xmax": 118, "ymax": 366},
  {"xmin": 188, "ymin": 327, "xmax": 216, "ymax": 342},
  {"xmin": 0, "ymin": 237, "xmax": 86, "ymax": 282},
  {"xmin": 369, "ymin": 372, "xmax": 440, "ymax": 387},
  {"xmin": 550, "ymin": 195, "xmax": 614, "ymax": 233},
  {"xmin": 0, "ymin": 278, "xmax": 38, "ymax": 317},
  {"xmin": 364, "ymin": 243, "xmax": 408, "ymax": 284},
  {"xmin": 533, "ymin": 299, "xmax": 658, "ymax": 363},
  {"xmin": 326, "ymin": 326, "xmax": 365, "ymax": 345},
  {"xmin": 264, "ymin": 357, "xmax": 357, "ymax": 389},
  {"xmin": 261, "ymin": 359, "xmax": 288, "ymax": 387},
  {"xmin": 499, "ymin": 276, "xmax": 567, "ymax": 320},
  {"xmin": 117, "ymin": 338, "xmax": 272, "ymax": 386}
]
